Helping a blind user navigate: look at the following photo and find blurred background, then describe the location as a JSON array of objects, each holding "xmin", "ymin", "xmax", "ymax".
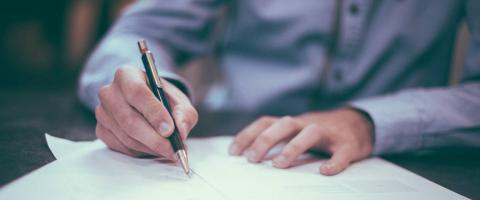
[
  {"xmin": 0, "ymin": 0, "xmax": 134, "ymax": 89},
  {"xmin": 0, "ymin": 0, "xmax": 221, "ymax": 105}
]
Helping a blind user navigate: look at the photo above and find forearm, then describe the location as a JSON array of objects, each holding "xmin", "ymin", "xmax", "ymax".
[
  {"xmin": 78, "ymin": 0, "xmax": 223, "ymax": 110},
  {"xmin": 351, "ymin": 82, "xmax": 480, "ymax": 155}
]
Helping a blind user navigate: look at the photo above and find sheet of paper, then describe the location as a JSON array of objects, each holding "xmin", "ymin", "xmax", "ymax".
[
  {"xmin": 0, "ymin": 135, "xmax": 468, "ymax": 200},
  {"xmin": 1, "ymin": 135, "xmax": 225, "ymax": 200},
  {"xmin": 187, "ymin": 137, "xmax": 469, "ymax": 200},
  {"xmin": 45, "ymin": 133, "xmax": 100, "ymax": 159}
]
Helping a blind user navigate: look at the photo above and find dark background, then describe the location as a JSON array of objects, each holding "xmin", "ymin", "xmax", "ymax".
[
  {"xmin": 0, "ymin": 0, "xmax": 133, "ymax": 89},
  {"xmin": 0, "ymin": 0, "xmax": 133, "ymax": 188}
]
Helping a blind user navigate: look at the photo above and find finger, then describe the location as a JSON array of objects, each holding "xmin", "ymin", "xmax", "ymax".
[
  {"xmin": 98, "ymin": 82, "xmax": 175, "ymax": 159},
  {"xmin": 96, "ymin": 123, "xmax": 143, "ymax": 157},
  {"xmin": 114, "ymin": 67, "xmax": 174, "ymax": 137},
  {"xmin": 162, "ymin": 79, "xmax": 192, "ymax": 106},
  {"xmin": 158, "ymin": 78, "xmax": 197, "ymax": 140},
  {"xmin": 95, "ymin": 104, "xmax": 157, "ymax": 156},
  {"xmin": 273, "ymin": 124, "xmax": 323, "ymax": 168},
  {"xmin": 229, "ymin": 116, "xmax": 277, "ymax": 156},
  {"xmin": 319, "ymin": 147, "xmax": 353, "ymax": 176},
  {"xmin": 244, "ymin": 116, "xmax": 302, "ymax": 163},
  {"xmin": 172, "ymin": 104, "xmax": 198, "ymax": 140}
]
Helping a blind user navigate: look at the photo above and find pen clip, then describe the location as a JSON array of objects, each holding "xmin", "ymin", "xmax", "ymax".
[
  {"xmin": 138, "ymin": 40, "xmax": 163, "ymax": 88},
  {"xmin": 145, "ymin": 53, "xmax": 163, "ymax": 88}
]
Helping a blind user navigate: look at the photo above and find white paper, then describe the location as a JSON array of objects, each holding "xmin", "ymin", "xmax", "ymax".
[
  {"xmin": 45, "ymin": 134, "xmax": 101, "ymax": 159},
  {"xmin": 0, "ymin": 134, "xmax": 469, "ymax": 200}
]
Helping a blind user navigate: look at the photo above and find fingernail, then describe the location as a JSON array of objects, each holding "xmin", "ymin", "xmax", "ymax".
[
  {"xmin": 245, "ymin": 150, "xmax": 257, "ymax": 162},
  {"xmin": 273, "ymin": 155, "xmax": 288, "ymax": 168},
  {"xmin": 158, "ymin": 122, "xmax": 172, "ymax": 137},
  {"xmin": 320, "ymin": 163, "xmax": 334, "ymax": 174},
  {"xmin": 229, "ymin": 144, "xmax": 240, "ymax": 155}
]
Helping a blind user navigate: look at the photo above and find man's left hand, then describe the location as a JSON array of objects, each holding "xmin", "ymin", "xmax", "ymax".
[{"xmin": 229, "ymin": 108, "xmax": 374, "ymax": 175}]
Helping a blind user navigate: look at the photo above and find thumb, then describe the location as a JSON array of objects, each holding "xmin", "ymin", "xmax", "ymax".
[{"xmin": 319, "ymin": 147, "xmax": 353, "ymax": 176}]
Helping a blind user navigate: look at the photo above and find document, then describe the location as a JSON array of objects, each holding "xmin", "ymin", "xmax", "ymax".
[{"xmin": 0, "ymin": 134, "xmax": 468, "ymax": 200}]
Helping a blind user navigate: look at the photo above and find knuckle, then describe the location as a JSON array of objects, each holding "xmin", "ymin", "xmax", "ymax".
[
  {"xmin": 284, "ymin": 143, "xmax": 302, "ymax": 156},
  {"xmin": 114, "ymin": 67, "xmax": 130, "ymax": 81},
  {"xmin": 259, "ymin": 115, "xmax": 275, "ymax": 123},
  {"xmin": 188, "ymin": 106, "xmax": 199, "ymax": 122},
  {"xmin": 258, "ymin": 134, "xmax": 275, "ymax": 146},
  {"xmin": 280, "ymin": 116, "xmax": 297, "ymax": 127},
  {"xmin": 290, "ymin": 143, "xmax": 303, "ymax": 152},
  {"xmin": 233, "ymin": 134, "xmax": 250, "ymax": 147},
  {"xmin": 125, "ymin": 83, "xmax": 147, "ymax": 103},
  {"xmin": 119, "ymin": 115, "xmax": 137, "ymax": 132},
  {"xmin": 143, "ymin": 103, "xmax": 164, "ymax": 124},
  {"xmin": 306, "ymin": 124, "xmax": 324, "ymax": 139},
  {"xmin": 173, "ymin": 104, "xmax": 198, "ymax": 127},
  {"xmin": 97, "ymin": 85, "xmax": 111, "ymax": 102},
  {"xmin": 124, "ymin": 120, "xmax": 138, "ymax": 133},
  {"xmin": 184, "ymin": 106, "xmax": 199, "ymax": 126},
  {"xmin": 281, "ymin": 115, "xmax": 294, "ymax": 121},
  {"xmin": 280, "ymin": 151, "xmax": 293, "ymax": 160}
]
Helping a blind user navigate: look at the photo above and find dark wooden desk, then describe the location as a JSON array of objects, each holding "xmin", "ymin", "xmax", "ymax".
[{"xmin": 0, "ymin": 87, "xmax": 479, "ymax": 199}]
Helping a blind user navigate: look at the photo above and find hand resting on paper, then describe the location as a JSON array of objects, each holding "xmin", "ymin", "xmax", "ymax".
[{"xmin": 229, "ymin": 108, "xmax": 374, "ymax": 176}]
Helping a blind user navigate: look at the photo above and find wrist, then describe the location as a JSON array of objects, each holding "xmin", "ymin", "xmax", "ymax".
[
  {"xmin": 342, "ymin": 106, "xmax": 375, "ymax": 148},
  {"xmin": 347, "ymin": 107, "xmax": 374, "ymax": 132}
]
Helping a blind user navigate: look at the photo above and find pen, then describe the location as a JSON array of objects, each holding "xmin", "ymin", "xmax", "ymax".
[{"xmin": 137, "ymin": 39, "xmax": 190, "ymax": 176}]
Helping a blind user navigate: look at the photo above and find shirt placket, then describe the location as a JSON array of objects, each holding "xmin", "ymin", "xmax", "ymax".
[{"xmin": 330, "ymin": 0, "xmax": 371, "ymax": 85}]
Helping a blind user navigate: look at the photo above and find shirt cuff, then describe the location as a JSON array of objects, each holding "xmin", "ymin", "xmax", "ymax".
[
  {"xmin": 114, "ymin": 64, "xmax": 193, "ymax": 101},
  {"xmin": 78, "ymin": 33, "xmax": 192, "ymax": 111},
  {"xmin": 349, "ymin": 94, "xmax": 426, "ymax": 155},
  {"xmin": 159, "ymin": 70, "xmax": 193, "ymax": 100}
]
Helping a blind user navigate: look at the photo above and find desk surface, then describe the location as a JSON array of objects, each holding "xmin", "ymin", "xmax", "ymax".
[{"xmin": 0, "ymin": 87, "xmax": 479, "ymax": 199}]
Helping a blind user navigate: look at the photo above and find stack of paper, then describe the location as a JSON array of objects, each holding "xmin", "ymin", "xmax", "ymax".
[{"xmin": 0, "ymin": 134, "xmax": 468, "ymax": 200}]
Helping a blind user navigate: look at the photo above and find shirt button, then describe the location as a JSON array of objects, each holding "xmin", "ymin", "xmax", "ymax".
[
  {"xmin": 349, "ymin": 3, "xmax": 359, "ymax": 15},
  {"xmin": 334, "ymin": 69, "xmax": 343, "ymax": 81}
]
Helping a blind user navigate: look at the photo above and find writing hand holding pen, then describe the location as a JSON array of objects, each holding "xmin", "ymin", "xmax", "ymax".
[{"xmin": 95, "ymin": 66, "xmax": 198, "ymax": 162}]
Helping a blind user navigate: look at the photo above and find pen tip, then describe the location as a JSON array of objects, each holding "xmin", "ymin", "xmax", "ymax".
[{"xmin": 176, "ymin": 150, "xmax": 191, "ymax": 176}]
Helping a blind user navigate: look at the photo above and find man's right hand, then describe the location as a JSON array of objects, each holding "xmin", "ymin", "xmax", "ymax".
[{"xmin": 95, "ymin": 67, "xmax": 198, "ymax": 159}]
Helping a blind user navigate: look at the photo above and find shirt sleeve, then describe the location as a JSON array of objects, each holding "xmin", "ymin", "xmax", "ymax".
[
  {"xmin": 78, "ymin": 0, "xmax": 225, "ymax": 111},
  {"xmin": 350, "ymin": 0, "xmax": 480, "ymax": 155}
]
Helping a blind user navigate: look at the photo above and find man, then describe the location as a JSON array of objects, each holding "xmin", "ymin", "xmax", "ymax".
[{"xmin": 78, "ymin": 0, "xmax": 480, "ymax": 175}]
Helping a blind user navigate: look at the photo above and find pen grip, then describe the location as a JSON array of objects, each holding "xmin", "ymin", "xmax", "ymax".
[{"xmin": 154, "ymin": 87, "xmax": 185, "ymax": 152}]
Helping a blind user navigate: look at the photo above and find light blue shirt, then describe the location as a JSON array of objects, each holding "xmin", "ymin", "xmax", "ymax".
[{"xmin": 79, "ymin": 0, "xmax": 480, "ymax": 155}]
